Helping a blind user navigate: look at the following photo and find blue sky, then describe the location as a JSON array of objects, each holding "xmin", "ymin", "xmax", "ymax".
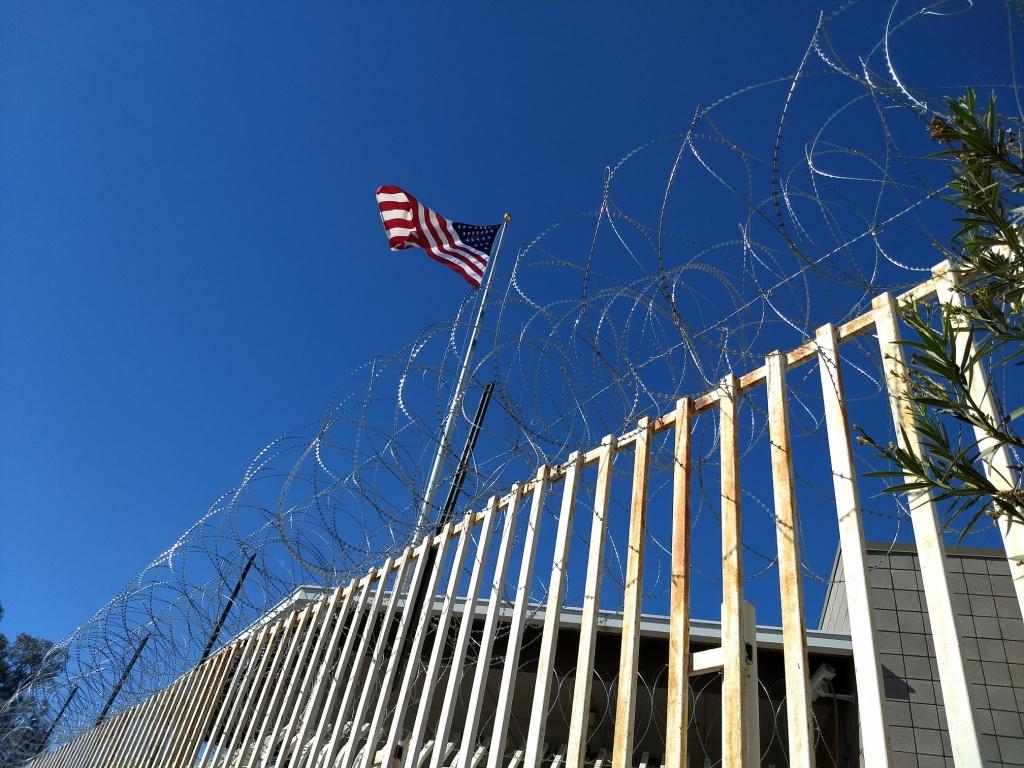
[{"xmin": 1, "ymin": 1, "xmax": 1015, "ymax": 645}]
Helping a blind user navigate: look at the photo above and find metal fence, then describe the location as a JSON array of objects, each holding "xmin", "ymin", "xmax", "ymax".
[{"xmin": 27, "ymin": 260, "xmax": 1024, "ymax": 768}]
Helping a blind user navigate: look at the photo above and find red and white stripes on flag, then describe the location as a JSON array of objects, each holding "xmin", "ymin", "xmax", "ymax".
[{"xmin": 375, "ymin": 185, "xmax": 501, "ymax": 288}]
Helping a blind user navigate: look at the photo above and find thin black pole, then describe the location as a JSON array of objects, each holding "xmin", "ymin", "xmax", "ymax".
[
  {"xmin": 406, "ymin": 382, "xmax": 496, "ymax": 647},
  {"xmin": 201, "ymin": 552, "xmax": 257, "ymax": 662},
  {"xmin": 95, "ymin": 634, "xmax": 149, "ymax": 725},
  {"xmin": 437, "ymin": 380, "xmax": 495, "ymax": 532},
  {"xmin": 42, "ymin": 684, "xmax": 78, "ymax": 742}
]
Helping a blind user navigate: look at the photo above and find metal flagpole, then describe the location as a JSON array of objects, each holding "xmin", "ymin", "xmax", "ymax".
[{"xmin": 412, "ymin": 213, "xmax": 511, "ymax": 542}]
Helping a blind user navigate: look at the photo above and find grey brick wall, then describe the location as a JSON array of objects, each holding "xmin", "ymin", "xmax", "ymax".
[{"xmin": 822, "ymin": 543, "xmax": 1024, "ymax": 767}]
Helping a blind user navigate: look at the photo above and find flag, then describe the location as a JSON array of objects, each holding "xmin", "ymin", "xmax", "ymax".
[{"xmin": 376, "ymin": 185, "xmax": 502, "ymax": 288}]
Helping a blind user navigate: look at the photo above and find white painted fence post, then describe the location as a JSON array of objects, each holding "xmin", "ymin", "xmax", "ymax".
[
  {"xmin": 873, "ymin": 293, "xmax": 984, "ymax": 767},
  {"xmin": 816, "ymin": 323, "xmax": 893, "ymax": 767}
]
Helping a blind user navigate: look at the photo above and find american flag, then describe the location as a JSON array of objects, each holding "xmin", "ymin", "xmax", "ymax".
[{"xmin": 375, "ymin": 185, "xmax": 501, "ymax": 288}]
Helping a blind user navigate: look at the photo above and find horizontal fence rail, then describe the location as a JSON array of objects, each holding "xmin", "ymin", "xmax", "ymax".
[{"xmin": 28, "ymin": 261, "xmax": 1024, "ymax": 768}]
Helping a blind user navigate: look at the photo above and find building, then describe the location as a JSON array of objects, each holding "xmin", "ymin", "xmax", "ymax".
[{"xmin": 821, "ymin": 543, "xmax": 1024, "ymax": 767}]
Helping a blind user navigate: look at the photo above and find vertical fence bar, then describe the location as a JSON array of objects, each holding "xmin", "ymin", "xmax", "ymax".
[
  {"xmin": 96, "ymin": 708, "xmax": 130, "ymax": 766},
  {"xmin": 612, "ymin": 419, "xmax": 651, "ymax": 768},
  {"xmin": 264, "ymin": 601, "xmax": 330, "ymax": 766},
  {"xmin": 173, "ymin": 642, "xmax": 239, "ymax": 768},
  {"xmin": 522, "ymin": 454, "xmax": 581, "ymax": 768},
  {"xmin": 159, "ymin": 667, "xmax": 204, "ymax": 762},
  {"xmin": 228, "ymin": 634, "xmax": 281, "ymax": 767},
  {"xmin": 107, "ymin": 697, "xmax": 149, "ymax": 767},
  {"xmin": 665, "ymin": 398, "xmax": 692, "ymax": 768},
  {"xmin": 309, "ymin": 568, "xmax": 387, "ymax": 768},
  {"xmin": 48, "ymin": 742, "xmax": 64, "ymax": 768},
  {"xmin": 566, "ymin": 435, "xmax": 617, "ymax": 768},
  {"xmin": 430, "ymin": 497, "xmax": 500, "ymax": 768},
  {"xmin": 155, "ymin": 653, "xmax": 217, "ymax": 767},
  {"xmin": 234, "ymin": 617, "xmax": 297, "ymax": 768},
  {"xmin": 253, "ymin": 606, "xmax": 321, "ymax": 765},
  {"xmin": 873, "ymin": 293, "xmax": 984, "ymax": 766},
  {"xmin": 765, "ymin": 351, "xmax": 815, "ymax": 768},
  {"xmin": 742, "ymin": 600, "xmax": 759, "ymax": 760},
  {"xmin": 933, "ymin": 261, "xmax": 1024, "ymax": 616},
  {"xmin": 458, "ymin": 483, "xmax": 524, "ymax": 768},
  {"xmin": 301, "ymin": 579, "xmax": 361, "ymax": 767},
  {"xmin": 374, "ymin": 524, "xmax": 455, "ymax": 768},
  {"xmin": 490, "ymin": 466, "xmax": 551, "ymax": 768},
  {"xmin": 52, "ymin": 736, "xmax": 72, "ymax": 768},
  {"xmin": 76, "ymin": 729, "xmax": 101, "ymax": 768},
  {"xmin": 253, "ymin": 603, "xmax": 321, "ymax": 768},
  {"xmin": 719, "ymin": 374, "xmax": 751, "ymax": 768},
  {"xmin": 401, "ymin": 512, "xmax": 476, "ymax": 768},
  {"xmin": 356, "ymin": 530, "xmax": 441, "ymax": 768},
  {"xmin": 71, "ymin": 729, "xmax": 98, "ymax": 768},
  {"xmin": 197, "ymin": 623, "xmax": 268, "ymax": 767},
  {"xmin": 100, "ymin": 712, "xmax": 127, "ymax": 767},
  {"xmin": 153, "ymin": 650, "xmax": 216, "ymax": 766},
  {"xmin": 68, "ymin": 729, "xmax": 96, "ymax": 768},
  {"xmin": 79, "ymin": 703, "xmax": 116, "ymax": 766},
  {"xmin": 141, "ymin": 676, "xmax": 189, "ymax": 768},
  {"xmin": 135, "ymin": 675, "xmax": 181, "ymax": 765},
  {"xmin": 84, "ymin": 707, "xmax": 122, "ymax": 767},
  {"xmin": 274, "ymin": 584, "xmax": 351, "ymax": 766},
  {"xmin": 127, "ymin": 678, "xmax": 173, "ymax": 768},
  {"xmin": 78, "ymin": 711, "xmax": 115, "ymax": 768},
  {"xmin": 815, "ymin": 323, "xmax": 892, "ymax": 766},
  {"xmin": 334, "ymin": 554, "xmax": 412, "ymax": 768},
  {"xmin": 236, "ymin": 616, "xmax": 297, "ymax": 768},
  {"xmin": 63, "ymin": 726, "xmax": 95, "ymax": 768},
  {"xmin": 59, "ymin": 735, "xmax": 80, "ymax": 768},
  {"xmin": 106, "ymin": 712, "xmax": 132, "ymax": 768},
  {"xmin": 111, "ymin": 675, "xmax": 164, "ymax": 768}
]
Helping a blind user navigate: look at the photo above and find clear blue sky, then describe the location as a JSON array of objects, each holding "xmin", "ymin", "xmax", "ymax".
[{"xmin": 0, "ymin": 2, "xmax": 1013, "ymax": 644}]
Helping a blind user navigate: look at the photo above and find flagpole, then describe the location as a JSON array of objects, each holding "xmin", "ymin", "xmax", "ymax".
[{"xmin": 413, "ymin": 213, "xmax": 511, "ymax": 543}]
